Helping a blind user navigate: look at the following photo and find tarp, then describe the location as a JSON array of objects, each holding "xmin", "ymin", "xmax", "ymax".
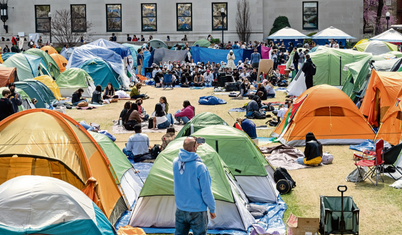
[
  {"xmin": 34, "ymin": 75, "xmax": 62, "ymax": 100},
  {"xmin": 89, "ymin": 39, "xmax": 131, "ymax": 59},
  {"xmin": 0, "ymin": 67, "xmax": 17, "ymax": 87},
  {"xmin": 265, "ymin": 27, "xmax": 310, "ymax": 40},
  {"xmin": 191, "ymin": 47, "xmax": 244, "ymax": 64},
  {"xmin": 176, "ymin": 112, "xmax": 228, "ymax": 138},
  {"xmin": 25, "ymin": 48, "xmax": 61, "ymax": 78},
  {"xmin": 80, "ymin": 58, "xmax": 120, "ymax": 89},
  {"xmin": 140, "ymin": 51, "xmax": 151, "ymax": 76},
  {"xmin": 0, "ymin": 176, "xmax": 117, "ymax": 235},
  {"xmin": 370, "ymin": 28, "xmax": 402, "ymax": 42},
  {"xmin": 198, "ymin": 96, "xmax": 227, "ymax": 105},
  {"xmin": 261, "ymin": 45, "xmax": 270, "ymax": 59},
  {"xmin": 153, "ymin": 48, "xmax": 187, "ymax": 64},
  {"xmin": 3, "ymin": 54, "xmax": 42, "ymax": 80},
  {"xmin": 40, "ymin": 46, "xmax": 58, "ymax": 54},
  {"xmin": 149, "ymin": 39, "xmax": 168, "ymax": 49},
  {"xmin": 50, "ymin": 53, "xmax": 68, "ymax": 73},
  {"xmin": 60, "ymin": 47, "xmax": 74, "ymax": 60},
  {"xmin": 355, "ymin": 40, "xmax": 397, "ymax": 55},
  {"xmin": 311, "ymin": 26, "xmax": 356, "ymax": 39}
]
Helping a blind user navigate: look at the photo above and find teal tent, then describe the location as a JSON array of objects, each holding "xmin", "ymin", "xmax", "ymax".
[
  {"xmin": 25, "ymin": 48, "xmax": 61, "ymax": 78},
  {"xmin": 80, "ymin": 58, "xmax": 120, "ymax": 89},
  {"xmin": 14, "ymin": 80, "xmax": 56, "ymax": 108},
  {"xmin": 3, "ymin": 54, "xmax": 43, "ymax": 80},
  {"xmin": 122, "ymin": 44, "xmax": 142, "ymax": 68},
  {"xmin": 1, "ymin": 52, "xmax": 16, "ymax": 62},
  {"xmin": 193, "ymin": 39, "xmax": 211, "ymax": 48},
  {"xmin": 149, "ymin": 39, "xmax": 168, "ymax": 49}
]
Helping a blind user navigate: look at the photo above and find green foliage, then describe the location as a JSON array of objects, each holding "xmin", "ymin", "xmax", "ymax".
[
  {"xmin": 211, "ymin": 37, "xmax": 220, "ymax": 44},
  {"xmin": 55, "ymin": 47, "xmax": 62, "ymax": 53},
  {"xmin": 269, "ymin": 16, "xmax": 291, "ymax": 35},
  {"xmin": 345, "ymin": 41, "xmax": 356, "ymax": 49},
  {"xmin": 303, "ymin": 32, "xmax": 317, "ymax": 45}
]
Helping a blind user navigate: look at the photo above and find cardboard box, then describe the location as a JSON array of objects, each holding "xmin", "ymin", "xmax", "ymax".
[{"xmin": 286, "ymin": 213, "xmax": 319, "ymax": 235}]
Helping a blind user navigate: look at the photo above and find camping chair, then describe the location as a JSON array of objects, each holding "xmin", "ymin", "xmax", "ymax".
[
  {"xmin": 383, "ymin": 142, "xmax": 402, "ymax": 180},
  {"xmin": 354, "ymin": 139, "xmax": 384, "ymax": 186},
  {"xmin": 163, "ymin": 74, "xmax": 174, "ymax": 89}
]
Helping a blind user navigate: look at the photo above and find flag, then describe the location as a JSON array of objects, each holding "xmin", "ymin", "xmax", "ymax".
[{"xmin": 11, "ymin": 36, "xmax": 17, "ymax": 45}]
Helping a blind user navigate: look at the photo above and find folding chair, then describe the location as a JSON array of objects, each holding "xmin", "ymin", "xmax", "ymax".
[
  {"xmin": 162, "ymin": 74, "xmax": 174, "ymax": 89},
  {"xmin": 383, "ymin": 142, "xmax": 402, "ymax": 180},
  {"xmin": 354, "ymin": 139, "xmax": 384, "ymax": 186}
]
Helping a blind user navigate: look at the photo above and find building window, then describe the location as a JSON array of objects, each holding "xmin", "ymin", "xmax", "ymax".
[
  {"xmin": 302, "ymin": 1, "xmax": 318, "ymax": 30},
  {"xmin": 71, "ymin": 4, "xmax": 86, "ymax": 32},
  {"xmin": 177, "ymin": 3, "xmax": 192, "ymax": 31},
  {"xmin": 212, "ymin": 3, "xmax": 227, "ymax": 30},
  {"xmin": 35, "ymin": 5, "xmax": 50, "ymax": 33},
  {"xmin": 106, "ymin": 4, "xmax": 122, "ymax": 32},
  {"xmin": 141, "ymin": 3, "xmax": 157, "ymax": 31}
]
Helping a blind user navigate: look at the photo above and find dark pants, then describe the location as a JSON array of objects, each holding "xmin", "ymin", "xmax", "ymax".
[
  {"xmin": 293, "ymin": 62, "xmax": 299, "ymax": 73},
  {"xmin": 131, "ymin": 94, "xmax": 146, "ymax": 99},
  {"xmin": 305, "ymin": 75, "xmax": 313, "ymax": 89},
  {"xmin": 122, "ymin": 148, "xmax": 154, "ymax": 162},
  {"xmin": 175, "ymin": 209, "xmax": 208, "ymax": 235},
  {"xmin": 252, "ymin": 62, "xmax": 259, "ymax": 69}
]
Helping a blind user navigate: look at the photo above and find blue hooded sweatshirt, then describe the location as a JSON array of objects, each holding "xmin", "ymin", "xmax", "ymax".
[{"xmin": 173, "ymin": 149, "xmax": 215, "ymax": 213}]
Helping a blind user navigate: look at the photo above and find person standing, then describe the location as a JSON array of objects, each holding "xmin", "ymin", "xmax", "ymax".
[
  {"xmin": 122, "ymin": 124, "xmax": 154, "ymax": 162},
  {"xmin": 292, "ymin": 47, "xmax": 300, "ymax": 73},
  {"xmin": 127, "ymin": 34, "xmax": 132, "ymax": 41},
  {"xmin": 0, "ymin": 89, "xmax": 15, "ymax": 121},
  {"xmin": 297, "ymin": 49, "xmax": 305, "ymax": 72},
  {"xmin": 250, "ymin": 48, "xmax": 262, "ymax": 69},
  {"xmin": 111, "ymin": 33, "xmax": 117, "ymax": 41},
  {"xmin": 173, "ymin": 137, "xmax": 216, "ymax": 235},
  {"xmin": 226, "ymin": 50, "xmax": 236, "ymax": 71},
  {"xmin": 302, "ymin": 54, "xmax": 315, "ymax": 89},
  {"xmin": 8, "ymin": 83, "xmax": 22, "ymax": 113},
  {"xmin": 3, "ymin": 45, "xmax": 9, "ymax": 53},
  {"xmin": 137, "ymin": 49, "xmax": 143, "ymax": 75}
]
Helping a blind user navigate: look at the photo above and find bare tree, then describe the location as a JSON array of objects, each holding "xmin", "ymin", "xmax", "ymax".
[
  {"xmin": 49, "ymin": 9, "xmax": 92, "ymax": 47},
  {"xmin": 236, "ymin": 0, "xmax": 251, "ymax": 43}
]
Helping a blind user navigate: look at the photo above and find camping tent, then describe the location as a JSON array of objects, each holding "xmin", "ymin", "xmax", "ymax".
[
  {"xmin": 311, "ymin": 26, "xmax": 356, "ymax": 40},
  {"xmin": 3, "ymin": 54, "xmax": 42, "ymax": 80},
  {"xmin": 370, "ymin": 28, "xmax": 402, "ymax": 42},
  {"xmin": 89, "ymin": 39, "xmax": 131, "ymax": 59},
  {"xmin": 80, "ymin": 58, "xmax": 121, "ymax": 89},
  {"xmin": 0, "ymin": 66, "xmax": 18, "ymax": 87},
  {"xmin": 122, "ymin": 43, "xmax": 141, "ymax": 68},
  {"xmin": 354, "ymin": 41, "xmax": 397, "ymax": 55},
  {"xmin": 14, "ymin": 80, "xmax": 56, "ymax": 108},
  {"xmin": 129, "ymin": 137, "xmax": 255, "ymax": 231},
  {"xmin": 34, "ymin": 75, "xmax": 62, "ymax": 100},
  {"xmin": 264, "ymin": 27, "xmax": 310, "ymax": 40},
  {"xmin": 60, "ymin": 47, "xmax": 74, "ymax": 60},
  {"xmin": 176, "ymin": 112, "xmax": 228, "ymax": 138},
  {"xmin": 89, "ymin": 131, "xmax": 143, "ymax": 208},
  {"xmin": 0, "ymin": 176, "xmax": 117, "ymax": 235},
  {"xmin": 1, "ymin": 52, "xmax": 16, "ymax": 62},
  {"xmin": 342, "ymin": 56, "xmax": 373, "ymax": 101},
  {"xmin": 193, "ymin": 38, "xmax": 211, "ymax": 48},
  {"xmin": 193, "ymin": 125, "xmax": 278, "ymax": 203},
  {"xmin": 273, "ymin": 85, "xmax": 375, "ymax": 146},
  {"xmin": 56, "ymin": 68, "xmax": 95, "ymax": 97},
  {"xmin": 25, "ymin": 48, "xmax": 61, "ymax": 78},
  {"xmin": 0, "ymin": 87, "xmax": 33, "ymax": 111},
  {"xmin": 149, "ymin": 39, "xmax": 168, "ymax": 49},
  {"xmin": 0, "ymin": 109, "xmax": 128, "ymax": 225},
  {"xmin": 375, "ymin": 100, "xmax": 402, "ymax": 145},
  {"xmin": 40, "ymin": 45, "xmax": 58, "ymax": 54},
  {"xmin": 50, "ymin": 53, "xmax": 68, "ymax": 73}
]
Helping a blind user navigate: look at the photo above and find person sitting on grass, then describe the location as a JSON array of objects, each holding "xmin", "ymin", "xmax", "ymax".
[
  {"xmin": 161, "ymin": 127, "xmax": 176, "ymax": 150},
  {"xmin": 91, "ymin": 85, "xmax": 104, "ymax": 105},
  {"xmin": 236, "ymin": 118, "xmax": 257, "ymax": 139},
  {"xmin": 119, "ymin": 101, "xmax": 131, "ymax": 125},
  {"xmin": 181, "ymin": 72, "xmax": 191, "ymax": 87},
  {"xmin": 257, "ymin": 83, "xmax": 268, "ymax": 100},
  {"xmin": 238, "ymin": 78, "xmax": 251, "ymax": 97},
  {"xmin": 297, "ymin": 132, "xmax": 323, "ymax": 166},
  {"xmin": 72, "ymin": 88, "xmax": 87, "ymax": 106},
  {"xmin": 159, "ymin": 96, "xmax": 169, "ymax": 113},
  {"xmin": 130, "ymin": 83, "xmax": 146, "ymax": 99},
  {"xmin": 175, "ymin": 100, "xmax": 195, "ymax": 124},
  {"xmin": 151, "ymin": 103, "xmax": 174, "ymax": 129},
  {"xmin": 103, "ymin": 82, "xmax": 118, "ymax": 99},
  {"xmin": 124, "ymin": 103, "xmax": 141, "ymax": 125},
  {"xmin": 122, "ymin": 124, "xmax": 154, "ymax": 162},
  {"xmin": 265, "ymin": 82, "xmax": 276, "ymax": 98},
  {"xmin": 245, "ymin": 95, "xmax": 262, "ymax": 119},
  {"xmin": 193, "ymin": 73, "xmax": 204, "ymax": 87},
  {"xmin": 136, "ymin": 98, "xmax": 149, "ymax": 121}
]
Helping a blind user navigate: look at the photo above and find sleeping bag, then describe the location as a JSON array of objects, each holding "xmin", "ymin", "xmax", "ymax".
[{"xmin": 198, "ymin": 96, "xmax": 227, "ymax": 105}]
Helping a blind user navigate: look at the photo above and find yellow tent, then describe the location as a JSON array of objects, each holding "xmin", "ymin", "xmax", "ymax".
[
  {"xmin": 40, "ymin": 46, "xmax": 58, "ymax": 54},
  {"xmin": 34, "ymin": 75, "xmax": 62, "ymax": 100},
  {"xmin": 353, "ymin": 39, "xmax": 369, "ymax": 48},
  {"xmin": 50, "ymin": 53, "xmax": 68, "ymax": 73}
]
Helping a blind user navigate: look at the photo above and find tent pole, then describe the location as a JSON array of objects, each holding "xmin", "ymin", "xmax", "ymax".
[{"xmin": 340, "ymin": 56, "xmax": 342, "ymax": 86}]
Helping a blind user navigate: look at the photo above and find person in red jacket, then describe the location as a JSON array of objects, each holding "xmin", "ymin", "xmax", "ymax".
[{"xmin": 174, "ymin": 100, "xmax": 195, "ymax": 124}]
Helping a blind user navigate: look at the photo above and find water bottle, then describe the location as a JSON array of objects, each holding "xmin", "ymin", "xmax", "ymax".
[{"xmin": 119, "ymin": 118, "xmax": 122, "ymax": 126}]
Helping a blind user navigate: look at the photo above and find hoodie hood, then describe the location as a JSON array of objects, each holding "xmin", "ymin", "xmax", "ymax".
[{"xmin": 178, "ymin": 149, "xmax": 202, "ymax": 163}]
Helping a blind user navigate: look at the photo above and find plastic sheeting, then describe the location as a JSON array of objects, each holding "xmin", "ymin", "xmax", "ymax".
[
  {"xmin": 60, "ymin": 47, "xmax": 75, "ymax": 60},
  {"xmin": 153, "ymin": 48, "xmax": 188, "ymax": 64},
  {"xmin": 349, "ymin": 139, "xmax": 375, "ymax": 152},
  {"xmin": 191, "ymin": 47, "xmax": 244, "ymax": 65},
  {"xmin": 198, "ymin": 96, "xmax": 227, "ymax": 105},
  {"xmin": 89, "ymin": 39, "xmax": 131, "ymax": 59}
]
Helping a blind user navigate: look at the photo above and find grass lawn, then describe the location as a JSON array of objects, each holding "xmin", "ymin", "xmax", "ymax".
[{"xmin": 66, "ymin": 85, "xmax": 402, "ymax": 235}]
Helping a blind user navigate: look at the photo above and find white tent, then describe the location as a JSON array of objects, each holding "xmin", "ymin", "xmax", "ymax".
[
  {"xmin": 287, "ymin": 70, "xmax": 307, "ymax": 97},
  {"xmin": 264, "ymin": 27, "xmax": 310, "ymax": 40},
  {"xmin": 371, "ymin": 28, "xmax": 402, "ymax": 42},
  {"xmin": 312, "ymin": 26, "xmax": 356, "ymax": 39},
  {"xmin": 361, "ymin": 41, "xmax": 394, "ymax": 55}
]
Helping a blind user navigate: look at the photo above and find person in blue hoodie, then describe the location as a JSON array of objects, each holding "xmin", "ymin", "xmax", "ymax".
[{"xmin": 173, "ymin": 137, "xmax": 216, "ymax": 235}]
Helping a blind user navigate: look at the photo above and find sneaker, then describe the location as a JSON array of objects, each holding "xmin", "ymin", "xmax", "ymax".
[{"xmin": 174, "ymin": 121, "xmax": 180, "ymax": 125}]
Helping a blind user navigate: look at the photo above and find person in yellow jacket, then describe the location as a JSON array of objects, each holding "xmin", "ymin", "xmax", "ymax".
[{"xmin": 297, "ymin": 132, "xmax": 323, "ymax": 166}]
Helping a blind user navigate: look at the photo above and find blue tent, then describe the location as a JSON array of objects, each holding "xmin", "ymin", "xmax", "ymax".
[
  {"xmin": 191, "ymin": 47, "xmax": 243, "ymax": 65},
  {"xmin": 89, "ymin": 39, "xmax": 131, "ymax": 59},
  {"xmin": 60, "ymin": 47, "xmax": 75, "ymax": 60},
  {"xmin": 198, "ymin": 96, "xmax": 227, "ymax": 105},
  {"xmin": 14, "ymin": 80, "xmax": 55, "ymax": 109},
  {"xmin": 1, "ymin": 52, "xmax": 16, "ymax": 62},
  {"xmin": 122, "ymin": 43, "xmax": 142, "ymax": 68},
  {"xmin": 80, "ymin": 58, "xmax": 121, "ymax": 89}
]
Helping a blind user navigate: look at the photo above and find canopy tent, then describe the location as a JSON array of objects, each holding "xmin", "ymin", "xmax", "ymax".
[
  {"xmin": 56, "ymin": 68, "xmax": 95, "ymax": 97},
  {"xmin": 34, "ymin": 75, "xmax": 62, "ymax": 100},
  {"xmin": 50, "ymin": 53, "xmax": 68, "ymax": 73},
  {"xmin": 3, "ymin": 54, "xmax": 42, "ymax": 80},
  {"xmin": 0, "ymin": 66, "xmax": 18, "ymax": 87},
  {"xmin": 0, "ymin": 176, "xmax": 117, "ymax": 235},
  {"xmin": 273, "ymin": 85, "xmax": 375, "ymax": 146},
  {"xmin": 60, "ymin": 47, "xmax": 74, "ymax": 60},
  {"xmin": 0, "ymin": 109, "xmax": 128, "ymax": 226},
  {"xmin": 40, "ymin": 45, "xmax": 58, "ymax": 54},
  {"xmin": 129, "ymin": 137, "xmax": 255, "ymax": 231},
  {"xmin": 191, "ymin": 46, "xmax": 243, "ymax": 64},
  {"xmin": 176, "ymin": 112, "xmax": 228, "ymax": 138},
  {"xmin": 0, "ymin": 87, "xmax": 33, "ymax": 111},
  {"xmin": 354, "ymin": 40, "xmax": 398, "ymax": 55},
  {"xmin": 67, "ymin": 45, "xmax": 129, "ymax": 89},
  {"xmin": 14, "ymin": 80, "xmax": 56, "ymax": 108},
  {"xmin": 89, "ymin": 39, "xmax": 131, "ymax": 59},
  {"xmin": 153, "ymin": 48, "xmax": 188, "ymax": 64},
  {"xmin": 193, "ymin": 125, "xmax": 278, "ymax": 203},
  {"xmin": 370, "ymin": 28, "xmax": 402, "ymax": 42},
  {"xmin": 149, "ymin": 39, "xmax": 168, "ymax": 49},
  {"xmin": 80, "ymin": 58, "xmax": 121, "ymax": 89},
  {"xmin": 25, "ymin": 48, "xmax": 61, "ymax": 78},
  {"xmin": 311, "ymin": 26, "xmax": 356, "ymax": 39},
  {"xmin": 193, "ymin": 38, "xmax": 211, "ymax": 48},
  {"xmin": 89, "ymin": 132, "xmax": 143, "ymax": 208},
  {"xmin": 264, "ymin": 27, "xmax": 310, "ymax": 40}
]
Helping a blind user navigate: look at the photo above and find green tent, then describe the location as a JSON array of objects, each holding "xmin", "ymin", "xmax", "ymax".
[
  {"xmin": 129, "ymin": 137, "xmax": 255, "ymax": 231},
  {"xmin": 56, "ymin": 68, "xmax": 95, "ymax": 97},
  {"xmin": 342, "ymin": 56, "xmax": 372, "ymax": 101},
  {"xmin": 3, "ymin": 54, "xmax": 43, "ymax": 80},
  {"xmin": 149, "ymin": 39, "xmax": 168, "ymax": 49},
  {"xmin": 0, "ymin": 87, "xmax": 33, "ymax": 111},
  {"xmin": 193, "ymin": 125, "xmax": 278, "ymax": 203},
  {"xmin": 176, "ymin": 112, "xmax": 228, "ymax": 138},
  {"xmin": 193, "ymin": 39, "xmax": 211, "ymax": 48},
  {"xmin": 89, "ymin": 132, "xmax": 143, "ymax": 208},
  {"xmin": 25, "ymin": 48, "xmax": 61, "ymax": 78}
]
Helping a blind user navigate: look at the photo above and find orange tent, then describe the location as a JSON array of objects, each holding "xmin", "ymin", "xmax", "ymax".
[
  {"xmin": 40, "ymin": 46, "xmax": 58, "ymax": 54},
  {"xmin": 50, "ymin": 53, "xmax": 68, "ymax": 73},
  {"xmin": 0, "ymin": 109, "xmax": 128, "ymax": 225},
  {"xmin": 0, "ymin": 66, "xmax": 18, "ymax": 87},
  {"xmin": 375, "ymin": 100, "xmax": 402, "ymax": 145},
  {"xmin": 360, "ymin": 70, "xmax": 402, "ymax": 128},
  {"xmin": 272, "ymin": 85, "xmax": 375, "ymax": 146}
]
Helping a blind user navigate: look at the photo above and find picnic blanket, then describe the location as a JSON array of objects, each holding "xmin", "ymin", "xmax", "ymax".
[
  {"xmin": 112, "ymin": 123, "xmax": 183, "ymax": 134},
  {"xmin": 262, "ymin": 101, "xmax": 285, "ymax": 106},
  {"xmin": 199, "ymin": 96, "xmax": 227, "ymax": 105},
  {"xmin": 260, "ymin": 145, "xmax": 309, "ymax": 170}
]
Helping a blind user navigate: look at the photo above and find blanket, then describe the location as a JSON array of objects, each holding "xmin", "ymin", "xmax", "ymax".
[
  {"xmin": 260, "ymin": 145, "xmax": 309, "ymax": 170},
  {"xmin": 199, "ymin": 96, "xmax": 227, "ymax": 105},
  {"xmin": 229, "ymin": 107, "xmax": 246, "ymax": 112}
]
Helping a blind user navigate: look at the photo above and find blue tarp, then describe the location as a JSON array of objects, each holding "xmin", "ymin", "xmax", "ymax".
[
  {"xmin": 139, "ymin": 50, "xmax": 151, "ymax": 76},
  {"xmin": 88, "ymin": 39, "xmax": 131, "ymax": 59},
  {"xmin": 191, "ymin": 47, "xmax": 244, "ymax": 65},
  {"xmin": 60, "ymin": 47, "xmax": 75, "ymax": 60},
  {"xmin": 349, "ymin": 139, "xmax": 375, "ymax": 152},
  {"xmin": 199, "ymin": 96, "xmax": 227, "ymax": 105}
]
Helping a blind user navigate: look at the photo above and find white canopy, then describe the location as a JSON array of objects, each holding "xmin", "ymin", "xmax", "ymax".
[
  {"xmin": 265, "ymin": 27, "xmax": 310, "ymax": 40},
  {"xmin": 312, "ymin": 26, "xmax": 356, "ymax": 39},
  {"xmin": 371, "ymin": 28, "xmax": 402, "ymax": 42}
]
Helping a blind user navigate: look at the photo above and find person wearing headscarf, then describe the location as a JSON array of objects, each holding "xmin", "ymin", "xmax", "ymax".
[
  {"xmin": 226, "ymin": 50, "xmax": 236, "ymax": 70},
  {"xmin": 296, "ymin": 132, "xmax": 323, "ymax": 166}
]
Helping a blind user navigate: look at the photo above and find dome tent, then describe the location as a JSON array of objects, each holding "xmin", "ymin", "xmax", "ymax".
[
  {"xmin": 176, "ymin": 112, "xmax": 228, "ymax": 138},
  {"xmin": 56, "ymin": 68, "xmax": 95, "ymax": 98},
  {"xmin": 80, "ymin": 58, "xmax": 121, "ymax": 89},
  {"xmin": 25, "ymin": 48, "xmax": 61, "ymax": 78}
]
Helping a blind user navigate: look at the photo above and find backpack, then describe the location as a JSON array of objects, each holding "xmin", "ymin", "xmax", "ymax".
[
  {"xmin": 124, "ymin": 120, "xmax": 138, "ymax": 131},
  {"xmin": 274, "ymin": 167, "xmax": 296, "ymax": 194},
  {"xmin": 150, "ymin": 144, "xmax": 161, "ymax": 158},
  {"xmin": 311, "ymin": 63, "xmax": 317, "ymax": 75},
  {"xmin": 253, "ymin": 111, "xmax": 266, "ymax": 119},
  {"xmin": 148, "ymin": 118, "xmax": 154, "ymax": 129}
]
